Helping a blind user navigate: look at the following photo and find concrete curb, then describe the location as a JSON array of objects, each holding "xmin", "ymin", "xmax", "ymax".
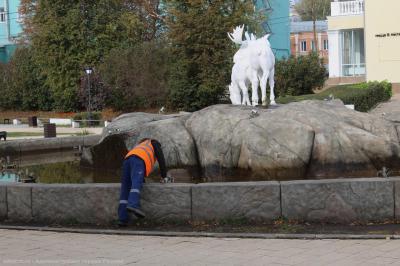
[{"xmin": 0, "ymin": 225, "xmax": 399, "ymax": 240}]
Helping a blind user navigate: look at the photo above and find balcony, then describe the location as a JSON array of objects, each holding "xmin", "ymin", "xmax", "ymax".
[{"xmin": 331, "ymin": 0, "xmax": 364, "ymax": 16}]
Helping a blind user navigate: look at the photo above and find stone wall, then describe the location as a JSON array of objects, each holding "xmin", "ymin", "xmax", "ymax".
[
  {"xmin": 0, "ymin": 178, "xmax": 399, "ymax": 225},
  {"xmin": 0, "ymin": 135, "xmax": 101, "ymax": 157}
]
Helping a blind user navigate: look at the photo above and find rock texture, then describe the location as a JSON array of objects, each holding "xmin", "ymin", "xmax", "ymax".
[
  {"xmin": 393, "ymin": 178, "xmax": 400, "ymax": 220},
  {"xmin": 192, "ymin": 182, "xmax": 281, "ymax": 221},
  {"xmin": 7, "ymin": 185, "xmax": 32, "ymax": 222},
  {"xmin": 141, "ymin": 183, "xmax": 192, "ymax": 221},
  {"xmin": 82, "ymin": 112, "xmax": 198, "ymax": 170},
  {"xmin": 281, "ymin": 178, "xmax": 394, "ymax": 222},
  {"xmin": 82, "ymin": 100, "xmax": 400, "ymax": 180},
  {"xmin": 0, "ymin": 186, "xmax": 6, "ymax": 220},
  {"xmin": 31, "ymin": 184, "xmax": 120, "ymax": 224}
]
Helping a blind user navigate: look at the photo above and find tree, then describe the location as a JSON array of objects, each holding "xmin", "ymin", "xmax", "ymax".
[
  {"xmin": 166, "ymin": 0, "xmax": 263, "ymax": 111},
  {"xmin": 18, "ymin": 0, "xmax": 161, "ymax": 111},
  {"xmin": 8, "ymin": 47, "xmax": 53, "ymax": 110},
  {"xmin": 295, "ymin": 0, "xmax": 330, "ymax": 52},
  {"xmin": 0, "ymin": 47, "xmax": 51, "ymax": 111},
  {"xmin": 99, "ymin": 41, "xmax": 169, "ymax": 111}
]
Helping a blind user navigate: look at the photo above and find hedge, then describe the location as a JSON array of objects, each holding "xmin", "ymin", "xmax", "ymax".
[
  {"xmin": 276, "ymin": 81, "xmax": 392, "ymax": 112},
  {"xmin": 73, "ymin": 111, "xmax": 102, "ymax": 127}
]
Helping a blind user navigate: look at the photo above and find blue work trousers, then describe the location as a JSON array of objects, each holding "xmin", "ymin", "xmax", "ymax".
[{"xmin": 118, "ymin": 155, "xmax": 145, "ymax": 223}]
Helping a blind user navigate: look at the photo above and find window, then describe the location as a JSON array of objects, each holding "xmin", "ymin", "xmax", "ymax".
[
  {"xmin": 341, "ymin": 29, "xmax": 365, "ymax": 76},
  {"xmin": 0, "ymin": 8, "xmax": 5, "ymax": 23},
  {"xmin": 311, "ymin": 41, "xmax": 315, "ymax": 51},
  {"xmin": 323, "ymin": 39, "xmax": 329, "ymax": 50},
  {"xmin": 300, "ymin": 40, "xmax": 307, "ymax": 52}
]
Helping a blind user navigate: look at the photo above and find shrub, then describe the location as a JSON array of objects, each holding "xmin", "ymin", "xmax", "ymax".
[
  {"xmin": 275, "ymin": 52, "xmax": 327, "ymax": 97},
  {"xmin": 99, "ymin": 41, "xmax": 169, "ymax": 112},
  {"xmin": 276, "ymin": 81, "xmax": 392, "ymax": 112},
  {"xmin": 73, "ymin": 111, "xmax": 102, "ymax": 126}
]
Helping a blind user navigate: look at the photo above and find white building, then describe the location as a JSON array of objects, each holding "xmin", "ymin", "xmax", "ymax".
[{"xmin": 328, "ymin": 0, "xmax": 400, "ymax": 85}]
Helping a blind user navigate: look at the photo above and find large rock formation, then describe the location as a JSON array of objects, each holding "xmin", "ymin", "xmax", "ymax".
[{"xmin": 82, "ymin": 100, "xmax": 400, "ymax": 180}]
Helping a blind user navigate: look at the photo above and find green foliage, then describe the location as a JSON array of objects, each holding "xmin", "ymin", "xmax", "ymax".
[
  {"xmin": 294, "ymin": 0, "xmax": 330, "ymax": 51},
  {"xmin": 75, "ymin": 129, "xmax": 91, "ymax": 136},
  {"xmin": 276, "ymin": 81, "xmax": 392, "ymax": 112},
  {"xmin": 0, "ymin": 62, "xmax": 16, "ymax": 110},
  {"xmin": 73, "ymin": 111, "xmax": 102, "ymax": 126},
  {"xmin": 295, "ymin": 0, "xmax": 331, "ymax": 21},
  {"xmin": 25, "ymin": 0, "xmax": 148, "ymax": 111},
  {"xmin": 166, "ymin": 0, "xmax": 264, "ymax": 111},
  {"xmin": 25, "ymin": 162, "xmax": 86, "ymax": 184},
  {"xmin": 0, "ymin": 47, "xmax": 51, "ymax": 111},
  {"xmin": 99, "ymin": 41, "xmax": 169, "ymax": 111},
  {"xmin": 73, "ymin": 111, "xmax": 102, "ymax": 121},
  {"xmin": 275, "ymin": 53, "xmax": 327, "ymax": 97}
]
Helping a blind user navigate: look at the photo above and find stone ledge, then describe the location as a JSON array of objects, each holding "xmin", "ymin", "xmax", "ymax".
[
  {"xmin": 192, "ymin": 181, "xmax": 281, "ymax": 221},
  {"xmin": 0, "ymin": 186, "xmax": 6, "ymax": 220},
  {"xmin": 32, "ymin": 184, "xmax": 120, "ymax": 224},
  {"xmin": 141, "ymin": 183, "xmax": 192, "ymax": 221},
  {"xmin": 0, "ymin": 178, "xmax": 398, "ymax": 225},
  {"xmin": 0, "ymin": 135, "xmax": 101, "ymax": 155},
  {"xmin": 281, "ymin": 178, "xmax": 394, "ymax": 223},
  {"xmin": 390, "ymin": 177, "xmax": 400, "ymax": 220},
  {"xmin": 6, "ymin": 185, "xmax": 32, "ymax": 222}
]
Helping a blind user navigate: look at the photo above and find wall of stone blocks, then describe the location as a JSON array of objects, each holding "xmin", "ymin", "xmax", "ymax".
[{"xmin": 0, "ymin": 178, "xmax": 399, "ymax": 225}]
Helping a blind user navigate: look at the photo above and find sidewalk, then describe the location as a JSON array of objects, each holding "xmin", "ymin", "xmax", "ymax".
[
  {"xmin": 0, "ymin": 125, "xmax": 103, "ymax": 140},
  {"xmin": 0, "ymin": 229, "xmax": 399, "ymax": 265}
]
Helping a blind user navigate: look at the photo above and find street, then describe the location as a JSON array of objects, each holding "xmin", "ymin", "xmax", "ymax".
[{"xmin": 0, "ymin": 229, "xmax": 400, "ymax": 265}]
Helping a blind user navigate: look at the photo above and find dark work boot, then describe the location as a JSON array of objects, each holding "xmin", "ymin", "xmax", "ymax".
[
  {"xmin": 126, "ymin": 206, "xmax": 146, "ymax": 218},
  {"xmin": 118, "ymin": 220, "xmax": 128, "ymax": 227}
]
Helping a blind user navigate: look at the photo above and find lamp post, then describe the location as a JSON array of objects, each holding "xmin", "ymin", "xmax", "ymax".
[{"xmin": 84, "ymin": 67, "xmax": 93, "ymax": 126}]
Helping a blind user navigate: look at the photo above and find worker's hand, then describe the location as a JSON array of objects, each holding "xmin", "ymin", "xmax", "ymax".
[{"xmin": 161, "ymin": 174, "xmax": 174, "ymax": 183}]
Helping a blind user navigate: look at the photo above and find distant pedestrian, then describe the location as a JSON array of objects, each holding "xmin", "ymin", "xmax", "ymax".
[{"xmin": 118, "ymin": 138, "xmax": 167, "ymax": 226}]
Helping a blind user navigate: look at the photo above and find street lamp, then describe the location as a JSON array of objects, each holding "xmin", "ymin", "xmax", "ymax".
[{"xmin": 84, "ymin": 67, "xmax": 93, "ymax": 126}]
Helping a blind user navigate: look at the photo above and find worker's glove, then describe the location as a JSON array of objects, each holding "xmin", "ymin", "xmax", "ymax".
[{"xmin": 161, "ymin": 174, "xmax": 174, "ymax": 183}]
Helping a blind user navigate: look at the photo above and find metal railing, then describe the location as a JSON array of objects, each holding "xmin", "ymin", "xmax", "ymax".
[{"xmin": 331, "ymin": 0, "xmax": 364, "ymax": 16}]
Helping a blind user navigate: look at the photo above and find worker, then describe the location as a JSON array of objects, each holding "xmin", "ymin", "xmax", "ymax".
[{"xmin": 118, "ymin": 138, "xmax": 167, "ymax": 226}]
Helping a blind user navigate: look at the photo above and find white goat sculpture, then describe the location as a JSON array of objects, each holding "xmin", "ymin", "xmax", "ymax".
[{"xmin": 228, "ymin": 25, "xmax": 276, "ymax": 106}]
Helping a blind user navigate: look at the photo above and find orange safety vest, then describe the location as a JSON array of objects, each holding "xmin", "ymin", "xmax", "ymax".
[{"xmin": 125, "ymin": 140, "xmax": 156, "ymax": 177}]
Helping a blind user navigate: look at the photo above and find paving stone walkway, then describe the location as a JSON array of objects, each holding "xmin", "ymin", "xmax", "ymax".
[{"xmin": 1, "ymin": 230, "xmax": 400, "ymax": 265}]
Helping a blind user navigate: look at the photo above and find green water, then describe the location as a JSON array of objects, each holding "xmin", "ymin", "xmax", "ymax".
[
  {"xmin": 22, "ymin": 162, "xmax": 196, "ymax": 184},
  {"xmin": 23, "ymin": 161, "xmax": 122, "ymax": 184}
]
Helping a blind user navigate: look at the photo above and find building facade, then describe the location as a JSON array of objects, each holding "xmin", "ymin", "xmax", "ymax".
[
  {"xmin": 290, "ymin": 21, "xmax": 329, "ymax": 67},
  {"xmin": 328, "ymin": 0, "xmax": 400, "ymax": 84},
  {"xmin": 255, "ymin": 0, "xmax": 291, "ymax": 60},
  {"xmin": 364, "ymin": 0, "xmax": 400, "ymax": 83},
  {"xmin": 0, "ymin": 0, "xmax": 22, "ymax": 63}
]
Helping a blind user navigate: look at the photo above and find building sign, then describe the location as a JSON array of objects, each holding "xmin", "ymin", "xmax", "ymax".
[{"xmin": 375, "ymin": 32, "xmax": 400, "ymax": 38}]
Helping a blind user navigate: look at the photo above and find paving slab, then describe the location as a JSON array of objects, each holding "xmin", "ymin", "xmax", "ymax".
[{"xmin": 0, "ymin": 230, "xmax": 399, "ymax": 266}]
